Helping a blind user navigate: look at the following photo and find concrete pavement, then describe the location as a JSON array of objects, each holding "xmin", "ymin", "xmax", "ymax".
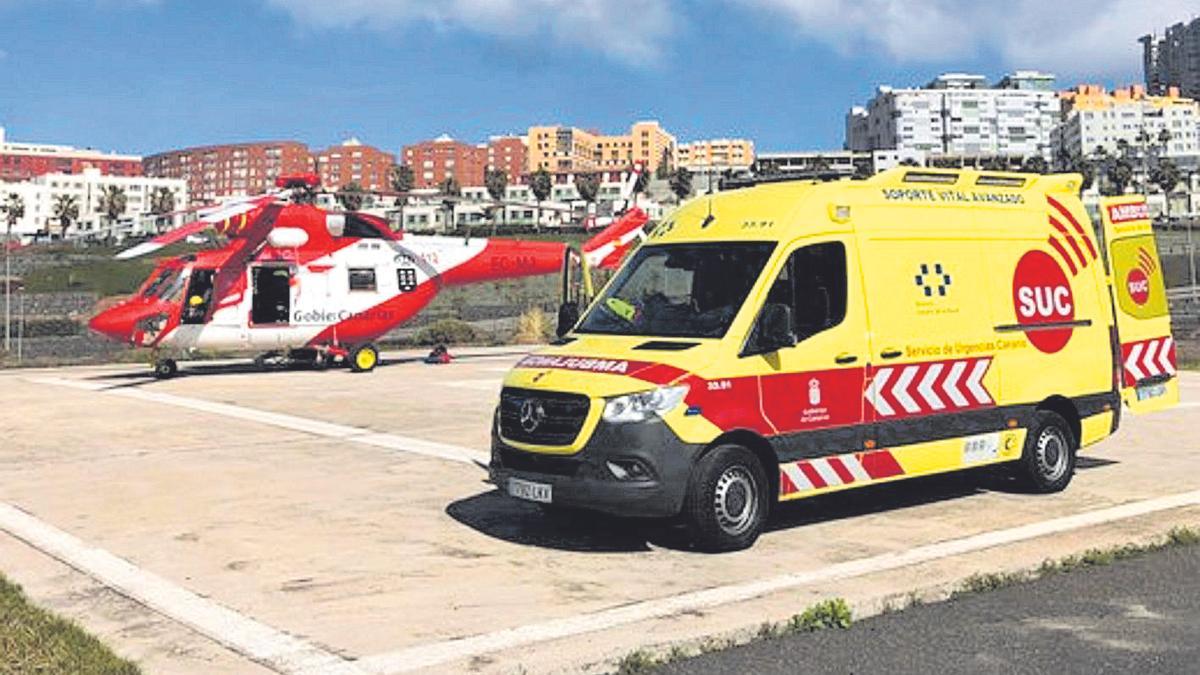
[{"xmin": 0, "ymin": 350, "xmax": 1197, "ymax": 674}]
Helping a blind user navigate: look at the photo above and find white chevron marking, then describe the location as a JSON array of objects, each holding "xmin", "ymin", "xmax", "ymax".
[
  {"xmin": 810, "ymin": 458, "xmax": 843, "ymax": 487},
  {"xmin": 841, "ymin": 455, "xmax": 872, "ymax": 483},
  {"xmin": 866, "ymin": 368, "xmax": 896, "ymax": 417},
  {"xmin": 1160, "ymin": 337, "xmax": 1176, "ymax": 375},
  {"xmin": 893, "ymin": 366, "xmax": 921, "ymax": 414},
  {"xmin": 917, "ymin": 363, "xmax": 945, "ymax": 411},
  {"xmin": 780, "ymin": 463, "xmax": 812, "ymax": 491},
  {"xmin": 965, "ymin": 359, "xmax": 992, "ymax": 405},
  {"xmin": 943, "ymin": 360, "xmax": 969, "ymax": 408},
  {"xmin": 1142, "ymin": 339, "xmax": 1161, "ymax": 377},
  {"xmin": 1125, "ymin": 342, "xmax": 1145, "ymax": 383}
]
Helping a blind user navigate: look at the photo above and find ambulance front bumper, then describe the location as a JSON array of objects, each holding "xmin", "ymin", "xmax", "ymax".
[{"xmin": 489, "ymin": 416, "xmax": 704, "ymax": 518}]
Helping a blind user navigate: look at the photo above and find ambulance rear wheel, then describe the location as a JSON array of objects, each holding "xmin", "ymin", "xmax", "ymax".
[
  {"xmin": 349, "ymin": 344, "xmax": 379, "ymax": 373},
  {"xmin": 153, "ymin": 359, "xmax": 177, "ymax": 379},
  {"xmin": 683, "ymin": 445, "xmax": 769, "ymax": 552},
  {"xmin": 1015, "ymin": 411, "xmax": 1077, "ymax": 493}
]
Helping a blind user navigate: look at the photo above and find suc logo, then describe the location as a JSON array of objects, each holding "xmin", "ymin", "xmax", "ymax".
[
  {"xmin": 1012, "ymin": 250, "xmax": 1075, "ymax": 354},
  {"xmin": 1126, "ymin": 268, "xmax": 1150, "ymax": 305}
]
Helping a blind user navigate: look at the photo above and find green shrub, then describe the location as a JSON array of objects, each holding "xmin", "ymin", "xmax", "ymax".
[{"xmin": 413, "ymin": 318, "xmax": 477, "ymax": 346}]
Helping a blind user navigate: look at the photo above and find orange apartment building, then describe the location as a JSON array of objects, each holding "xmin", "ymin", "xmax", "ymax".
[
  {"xmin": 526, "ymin": 121, "xmax": 677, "ymax": 174},
  {"xmin": 678, "ymin": 138, "xmax": 756, "ymax": 169}
]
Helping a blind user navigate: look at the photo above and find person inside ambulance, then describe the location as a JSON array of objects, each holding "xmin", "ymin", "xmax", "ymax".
[{"xmin": 576, "ymin": 243, "xmax": 774, "ymax": 338}]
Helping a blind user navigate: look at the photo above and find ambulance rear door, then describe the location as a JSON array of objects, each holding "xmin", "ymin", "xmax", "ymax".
[{"xmin": 1098, "ymin": 196, "xmax": 1179, "ymax": 413}]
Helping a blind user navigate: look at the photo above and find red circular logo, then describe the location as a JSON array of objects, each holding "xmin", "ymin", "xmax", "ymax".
[
  {"xmin": 1126, "ymin": 267, "xmax": 1150, "ymax": 305},
  {"xmin": 1012, "ymin": 250, "xmax": 1075, "ymax": 354}
]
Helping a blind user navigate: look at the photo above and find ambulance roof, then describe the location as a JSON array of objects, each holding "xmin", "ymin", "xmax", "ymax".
[{"xmin": 649, "ymin": 167, "xmax": 1085, "ymax": 245}]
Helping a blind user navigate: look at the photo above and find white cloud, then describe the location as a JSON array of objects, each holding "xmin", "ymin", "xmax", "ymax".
[
  {"xmin": 264, "ymin": 0, "xmax": 675, "ymax": 66},
  {"xmin": 738, "ymin": 0, "xmax": 1198, "ymax": 76}
]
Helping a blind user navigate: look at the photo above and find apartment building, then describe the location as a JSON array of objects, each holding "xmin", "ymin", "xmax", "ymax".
[
  {"xmin": 1, "ymin": 167, "xmax": 187, "ymax": 238},
  {"xmin": 401, "ymin": 135, "xmax": 527, "ymax": 189},
  {"xmin": 846, "ymin": 72, "xmax": 1060, "ymax": 161},
  {"xmin": 316, "ymin": 138, "xmax": 395, "ymax": 192},
  {"xmin": 1141, "ymin": 17, "xmax": 1200, "ymax": 99},
  {"xmin": 1054, "ymin": 84, "xmax": 1200, "ymax": 161},
  {"xmin": 0, "ymin": 126, "xmax": 142, "ymax": 182},
  {"xmin": 527, "ymin": 121, "xmax": 676, "ymax": 174},
  {"xmin": 678, "ymin": 138, "xmax": 756, "ymax": 170},
  {"xmin": 143, "ymin": 141, "xmax": 312, "ymax": 205}
]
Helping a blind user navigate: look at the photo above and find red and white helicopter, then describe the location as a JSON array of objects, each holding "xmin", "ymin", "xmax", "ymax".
[{"xmin": 89, "ymin": 170, "xmax": 650, "ymax": 377}]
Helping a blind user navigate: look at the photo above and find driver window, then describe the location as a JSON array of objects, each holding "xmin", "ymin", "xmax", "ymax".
[{"xmin": 766, "ymin": 242, "xmax": 847, "ymax": 341}]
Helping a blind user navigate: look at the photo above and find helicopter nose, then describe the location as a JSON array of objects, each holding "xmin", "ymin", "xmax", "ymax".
[{"xmin": 88, "ymin": 304, "xmax": 138, "ymax": 342}]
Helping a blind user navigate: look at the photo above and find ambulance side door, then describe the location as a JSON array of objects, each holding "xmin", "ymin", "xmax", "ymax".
[
  {"xmin": 749, "ymin": 235, "xmax": 870, "ymax": 459},
  {"xmin": 857, "ymin": 236, "xmax": 1001, "ymax": 455}
]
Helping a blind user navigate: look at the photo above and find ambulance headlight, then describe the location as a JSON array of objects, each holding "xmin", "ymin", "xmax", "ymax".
[{"xmin": 602, "ymin": 385, "xmax": 689, "ymax": 424}]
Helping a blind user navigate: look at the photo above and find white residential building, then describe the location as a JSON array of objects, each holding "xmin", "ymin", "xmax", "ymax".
[
  {"xmin": 1053, "ymin": 84, "xmax": 1200, "ymax": 162},
  {"xmin": 1, "ymin": 168, "xmax": 188, "ymax": 239},
  {"xmin": 846, "ymin": 71, "xmax": 1060, "ymax": 161}
]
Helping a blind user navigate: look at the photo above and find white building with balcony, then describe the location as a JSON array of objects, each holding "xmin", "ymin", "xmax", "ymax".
[{"xmin": 847, "ymin": 72, "xmax": 1060, "ymax": 161}]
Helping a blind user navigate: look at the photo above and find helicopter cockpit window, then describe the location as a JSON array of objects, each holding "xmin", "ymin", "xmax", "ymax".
[
  {"xmin": 341, "ymin": 213, "xmax": 388, "ymax": 239},
  {"xmin": 142, "ymin": 268, "xmax": 177, "ymax": 298}
]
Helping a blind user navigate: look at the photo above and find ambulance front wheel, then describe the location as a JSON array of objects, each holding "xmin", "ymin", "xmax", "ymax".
[
  {"xmin": 1015, "ymin": 410, "xmax": 1077, "ymax": 493},
  {"xmin": 349, "ymin": 343, "xmax": 380, "ymax": 373},
  {"xmin": 153, "ymin": 359, "xmax": 178, "ymax": 379},
  {"xmin": 683, "ymin": 444, "xmax": 770, "ymax": 552}
]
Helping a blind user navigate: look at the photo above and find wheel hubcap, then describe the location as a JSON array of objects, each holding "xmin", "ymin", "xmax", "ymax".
[
  {"xmin": 713, "ymin": 465, "xmax": 758, "ymax": 536},
  {"xmin": 1035, "ymin": 426, "xmax": 1069, "ymax": 482},
  {"xmin": 357, "ymin": 351, "xmax": 375, "ymax": 369}
]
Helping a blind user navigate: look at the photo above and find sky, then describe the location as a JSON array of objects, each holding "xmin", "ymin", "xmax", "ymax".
[{"xmin": 0, "ymin": 0, "xmax": 1195, "ymax": 156}]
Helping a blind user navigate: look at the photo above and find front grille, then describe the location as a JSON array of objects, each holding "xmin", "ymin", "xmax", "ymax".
[
  {"xmin": 499, "ymin": 387, "xmax": 591, "ymax": 447},
  {"xmin": 497, "ymin": 446, "xmax": 581, "ymax": 477}
]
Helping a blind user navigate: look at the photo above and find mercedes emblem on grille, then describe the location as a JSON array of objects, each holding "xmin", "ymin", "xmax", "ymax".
[{"xmin": 519, "ymin": 399, "xmax": 546, "ymax": 433}]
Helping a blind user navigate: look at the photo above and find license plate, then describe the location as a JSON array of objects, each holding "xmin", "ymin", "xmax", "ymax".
[
  {"xmin": 1136, "ymin": 383, "xmax": 1167, "ymax": 401},
  {"xmin": 508, "ymin": 477, "xmax": 552, "ymax": 504}
]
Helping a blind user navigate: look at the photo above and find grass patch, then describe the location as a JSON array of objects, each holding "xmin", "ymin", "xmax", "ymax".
[
  {"xmin": 611, "ymin": 598, "xmax": 852, "ymax": 673},
  {"xmin": 0, "ymin": 574, "xmax": 140, "ymax": 674},
  {"xmin": 946, "ymin": 525, "xmax": 1200, "ymax": 599}
]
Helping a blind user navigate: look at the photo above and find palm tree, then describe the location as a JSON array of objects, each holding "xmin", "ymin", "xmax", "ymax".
[
  {"xmin": 2, "ymin": 192, "xmax": 24, "ymax": 352},
  {"xmin": 52, "ymin": 194, "xmax": 80, "ymax": 238},
  {"xmin": 390, "ymin": 164, "xmax": 415, "ymax": 194},
  {"xmin": 438, "ymin": 177, "xmax": 461, "ymax": 197},
  {"xmin": 149, "ymin": 187, "xmax": 175, "ymax": 230},
  {"xmin": 336, "ymin": 181, "xmax": 366, "ymax": 211},
  {"xmin": 1104, "ymin": 158, "xmax": 1135, "ymax": 196},
  {"xmin": 1150, "ymin": 159, "xmax": 1182, "ymax": 219},
  {"xmin": 1021, "ymin": 156, "xmax": 1049, "ymax": 174},
  {"xmin": 97, "ymin": 185, "xmax": 128, "ymax": 240},
  {"xmin": 1066, "ymin": 154, "xmax": 1097, "ymax": 192},
  {"xmin": 529, "ymin": 168, "xmax": 553, "ymax": 233},
  {"xmin": 668, "ymin": 167, "xmax": 693, "ymax": 201},
  {"xmin": 485, "ymin": 169, "xmax": 508, "ymax": 233},
  {"xmin": 573, "ymin": 172, "xmax": 599, "ymax": 227}
]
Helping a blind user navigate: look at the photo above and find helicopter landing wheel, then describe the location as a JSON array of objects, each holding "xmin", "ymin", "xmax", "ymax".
[
  {"xmin": 349, "ymin": 343, "xmax": 379, "ymax": 373},
  {"xmin": 153, "ymin": 358, "xmax": 178, "ymax": 379}
]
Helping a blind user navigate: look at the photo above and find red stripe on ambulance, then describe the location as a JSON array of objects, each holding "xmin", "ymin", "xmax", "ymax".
[
  {"xmin": 1121, "ymin": 336, "xmax": 1176, "ymax": 387},
  {"xmin": 865, "ymin": 357, "xmax": 993, "ymax": 419},
  {"xmin": 779, "ymin": 450, "xmax": 905, "ymax": 496}
]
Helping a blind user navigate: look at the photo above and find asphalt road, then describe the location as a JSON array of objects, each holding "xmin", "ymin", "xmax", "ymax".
[{"xmin": 662, "ymin": 544, "xmax": 1200, "ymax": 675}]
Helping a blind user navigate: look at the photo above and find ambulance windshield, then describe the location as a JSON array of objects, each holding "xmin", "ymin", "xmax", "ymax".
[{"xmin": 577, "ymin": 242, "xmax": 775, "ymax": 338}]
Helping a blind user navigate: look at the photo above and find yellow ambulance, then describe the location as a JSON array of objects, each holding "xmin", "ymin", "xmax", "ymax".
[{"xmin": 490, "ymin": 168, "xmax": 1179, "ymax": 551}]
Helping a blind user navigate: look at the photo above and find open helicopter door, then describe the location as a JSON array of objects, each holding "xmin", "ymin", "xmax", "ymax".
[
  {"xmin": 251, "ymin": 265, "xmax": 293, "ymax": 327},
  {"xmin": 1097, "ymin": 195, "xmax": 1179, "ymax": 414}
]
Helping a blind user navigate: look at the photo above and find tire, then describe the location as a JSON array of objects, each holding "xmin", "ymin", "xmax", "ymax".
[
  {"xmin": 349, "ymin": 343, "xmax": 379, "ymax": 373},
  {"xmin": 1014, "ymin": 410, "xmax": 1077, "ymax": 493},
  {"xmin": 153, "ymin": 358, "xmax": 178, "ymax": 379},
  {"xmin": 682, "ymin": 444, "xmax": 770, "ymax": 552}
]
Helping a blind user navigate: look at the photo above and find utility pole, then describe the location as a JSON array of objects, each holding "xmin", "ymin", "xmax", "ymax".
[{"xmin": 4, "ymin": 215, "xmax": 10, "ymax": 352}]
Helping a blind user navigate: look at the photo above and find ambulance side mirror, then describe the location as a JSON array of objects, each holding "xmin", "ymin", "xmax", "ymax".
[
  {"xmin": 744, "ymin": 302, "xmax": 796, "ymax": 357},
  {"xmin": 556, "ymin": 301, "xmax": 580, "ymax": 338}
]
